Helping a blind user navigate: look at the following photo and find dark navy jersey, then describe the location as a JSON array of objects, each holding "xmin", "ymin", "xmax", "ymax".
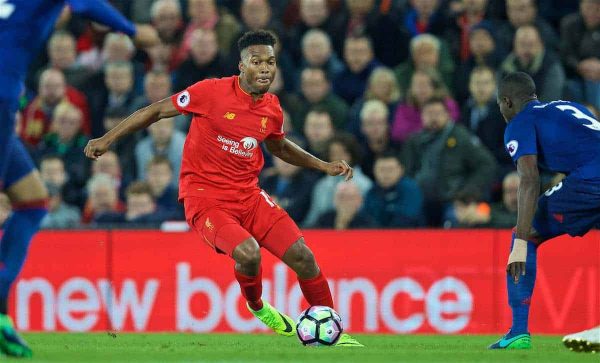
[
  {"xmin": 0, "ymin": 0, "xmax": 135, "ymax": 104},
  {"xmin": 504, "ymin": 100, "xmax": 600, "ymax": 178}
]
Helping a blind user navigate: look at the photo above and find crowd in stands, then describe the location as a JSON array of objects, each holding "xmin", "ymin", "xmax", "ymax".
[{"xmin": 3, "ymin": 0, "xmax": 600, "ymax": 230}]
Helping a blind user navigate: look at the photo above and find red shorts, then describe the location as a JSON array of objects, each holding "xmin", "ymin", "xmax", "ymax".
[{"xmin": 183, "ymin": 190, "xmax": 303, "ymax": 259}]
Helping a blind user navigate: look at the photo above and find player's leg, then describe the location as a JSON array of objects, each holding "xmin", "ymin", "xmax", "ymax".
[
  {"xmin": 0, "ymin": 137, "xmax": 49, "ymax": 358},
  {"xmin": 0, "ymin": 102, "xmax": 18, "ymax": 190},
  {"xmin": 183, "ymin": 198, "xmax": 294, "ymax": 336},
  {"xmin": 489, "ymin": 184, "xmax": 567, "ymax": 350},
  {"xmin": 257, "ymin": 209, "xmax": 362, "ymax": 346}
]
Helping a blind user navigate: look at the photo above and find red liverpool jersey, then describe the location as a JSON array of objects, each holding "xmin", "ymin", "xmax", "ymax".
[{"xmin": 171, "ymin": 76, "xmax": 285, "ymax": 201}]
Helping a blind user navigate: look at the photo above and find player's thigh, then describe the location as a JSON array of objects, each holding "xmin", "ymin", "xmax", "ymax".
[
  {"xmin": 184, "ymin": 197, "xmax": 252, "ymax": 257},
  {"xmin": 4, "ymin": 137, "xmax": 48, "ymax": 203},
  {"xmin": 532, "ymin": 190, "xmax": 566, "ymax": 243},
  {"xmin": 245, "ymin": 191, "xmax": 303, "ymax": 260}
]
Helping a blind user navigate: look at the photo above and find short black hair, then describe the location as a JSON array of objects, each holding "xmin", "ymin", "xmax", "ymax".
[
  {"xmin": 498, "ymin": 72, "xmax": 536, "ymax": 101},
  {"xmin": 237, "ymin": 30, "xmax": 277, "ymax": 54}
]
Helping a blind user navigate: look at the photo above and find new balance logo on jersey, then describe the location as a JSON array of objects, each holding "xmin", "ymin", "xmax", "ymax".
[
  {"xmin": 224, "ymin": 112, "xmax": 236, "ymax": 120},
  {"xmin": 217, "ymin": 135, "xmax": 257, "ymax": 158}
]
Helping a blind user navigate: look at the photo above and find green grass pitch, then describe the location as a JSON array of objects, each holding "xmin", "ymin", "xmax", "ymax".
[{"xmin": 18, "ymin": 333, "xmax": 598, "ymax": 363}]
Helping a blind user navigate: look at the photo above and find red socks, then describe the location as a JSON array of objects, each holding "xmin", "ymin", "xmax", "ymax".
[
  {"xmin": 298, "ymin": 271, "xmax": 334, "ymax": 308},
  {"xmin": 235, "ymin": 268, "xmax": 334, "ymax": 310},
  {"xmin": 234, "ymin": 266, "xmax": 264, "ymax": 311}
]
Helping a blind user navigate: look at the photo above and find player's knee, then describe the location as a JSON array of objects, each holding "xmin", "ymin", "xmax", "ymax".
[
  {"xmin": 233, "ymin": 238, "xmax": 261, "ymax": 267},
  {"xmin": 285, "ymin": 239, "xmax": 318, "ymax": 274},
  {"xmin": 6, "ymin": 171, "xmax": 49, "ymax": 203}
]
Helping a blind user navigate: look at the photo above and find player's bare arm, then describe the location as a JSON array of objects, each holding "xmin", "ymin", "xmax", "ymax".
[
  {"xmin": 508, "ymin": 154, "xmax": 540, "ymax": 283},
  {"xmin": 264, "ymin": 138, "xmax": 353, "ymax": 181},
  {"xmin": 84, "ymin": 97, "xmax": 179, "ymax": 160}
]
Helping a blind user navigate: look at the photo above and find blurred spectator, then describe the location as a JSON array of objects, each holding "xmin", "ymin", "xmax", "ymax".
[
  {"xmin": 460, "ymin": 67, "xmax": 511, "ymax": 169},
  {"xmin": 561, "ymin": 0, "xmax": 600, "ymax": 110},
  {"xmin": 496, "ymin": 0, "xmax": 559, "ymax": 55},
  {"xmin": 447, "ymin": 193, "xmax": 491, "ymax": 228},
  {"xmin": 145, "ymin": 156, "xmax": 183, "ymax": 220},
  {"xmin": 303, "ymin": 108, "xmax": 335, "ymax": 160},
  {"xmin": 91, "ymin": 150, "xmax": 128, "ymax": 200},
  {"xmin": 454, "ymin": 22, "xmax": 501, "ymax": 103},
  {"xmin": 87, "ymin": 61, "xmax": 136, "ymax": 137},
  {"xmin": 291, "ymin": 68, "xmax": 349, "ymax": 130},
  {"xmin": 394, "ymin": 33, "xmax": 455, "ymax": 95},
  {"xmin": 173, "ymin": 29, "xmax": 229, "ymax": 92},
  {"xmin": 315, "ymin": 181, "xmax": 377, "ymax": 229},
  {"xmin": 358, "ymin": 99, "xmax": 401, "ymax": 180},
  {"xmin": 152, "ymin": 0, "xmax": 184, "ymax": 44},
  {"xmin": 44, "ymin": 30, "xmax": 91, "ymax": 90},
  {"xmin": 347, "ymin": 66, "xmax": 401, "ymax": 137},
  {"xmin": 82, "ymin": 173, "xmax": 125, "ymax": 224},
  {"xmin": 445, "ymin": 0, "xmax": 490, "ymax": 62},
  {"xmin": 261, "ymin": 138, "xmax": 319, "ymax": 223},
  {"xmin": 303, "ymin": 133, "xmax": 373, "ymax": 227},
  {"xmin": 239, "ymin": 0, "xmax": 284, "ymax": 35},
  {"xmin": 95, "ymin": 181, "xmax": 166, "ymax": 226},
  {"xmin": 179, "ymin": 0, "xmax": 241, "ymax": 61},
  {"xmin": 0, "ymin": 193, "xmax": 10, "ymax": 228},
  {"xmin": 39, "ymin": 155, "xmax": 84, "ymax": 209},
  {"xmin": 135, "ymin": 117, "xmax": 185, "ymax": 186},
  {"xmin": 299, "ymin": 29, "xmax": 344, "ymax": 81},
  {"xmin": 329, "ymin": 0, "xmax": 409, "ymax": 67},
  {"xmin": 286, "ymin": 0, "xmax": 338, "ymax": 62},
  {"xmin": 35, "ymin": 102, "xmax": 90, "ymax": 195},
  {"xmin": 403, "ymin": 0, "xmax": 446, "ymax": 37},
  {"xmin": 363, "ymin": 152, "xmax": 424, "ymax": 227},
  {"xmin": 40, "ymin": 182, "xmax": 81, "ymax": 229},
  {"xmin": 131, "ymin": 70, "xmax": 173, "ymax": 111},
  {"xmin": 103, "ymin": 106, "xmax": 139, "ymax": 182},
  {"xmin": 21, "ymin": 68, "xmax": 91, "ymax": 146},
  {"xmin": 102, "ymin": 32, "xmax": 146, "ymax": 94},
  {"xmin": 391, "ymin": 69, "xmax": 460, "ymax": 143},
  {"xmin": 488, "ymin": 171, "xmax": 519, "ymax": 228},
  {"xmin": 333, "ymin": 35, "xmax": 381, "ymax": 104},
  {"xmin": 147, "ymin": 42, "xmax": 178, "ymax": 72},
  {"xmin": 401, "ymin": 97, "xmax": 496, "ymax": 226},
  {"xmin": 585, "ymin": 103, "xmax": 600, "ymax": 118},
  {"xmin": 499, "ymin": 25, "xmax": 565, "ymax": 102}
]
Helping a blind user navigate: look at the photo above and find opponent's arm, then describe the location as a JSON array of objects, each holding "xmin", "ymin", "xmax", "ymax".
[
  {"xmin": 84, "ymin": 97, "xmax": 179, "ymax": 160},
  {"xmin": 67, "ymin": 0, "xmax": 159, "ymax": 47},
  {"xmin": 264, "ymin": 138, "xmax": 353, "ymax": 180},
  {"xmin": 508, "ymin": 154, "xmax": 540, "ymax": 282}
]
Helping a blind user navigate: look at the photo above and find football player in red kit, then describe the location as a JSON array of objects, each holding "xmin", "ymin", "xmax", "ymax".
[{"xmin": 85, "ymin": 30, "xmax": 362, "ymax": 347}]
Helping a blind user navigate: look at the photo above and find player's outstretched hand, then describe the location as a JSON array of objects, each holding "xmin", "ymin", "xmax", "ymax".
[
  {"xmin": 84, "ymin": 137, "xmax": 111, "ymax": 160},
  {"xmin": 325, "ymin": 160, "xmax": 353, "ymax": 181},
  {"xmin": 133, "ymin": 24, "xmax": 160, "ymax": 48}
]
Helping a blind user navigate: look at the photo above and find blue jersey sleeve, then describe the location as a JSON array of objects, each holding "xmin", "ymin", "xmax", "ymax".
[
  {"xmin": 504, "ymin": 114, "xmax": 537, "ymax": 163},
  {"xmin": 67, "ymin": 0, "xmax": 136, "ymax": 36}
]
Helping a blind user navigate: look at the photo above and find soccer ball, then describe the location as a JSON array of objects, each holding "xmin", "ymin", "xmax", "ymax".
[{"xmin": 295, "ymin": 306, "xmax": 343, "ymax": 346}]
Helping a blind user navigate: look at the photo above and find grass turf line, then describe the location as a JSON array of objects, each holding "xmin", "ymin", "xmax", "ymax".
[{"xmin": 17, "ymin": 333, "xmax": 600, "ymax": 363}]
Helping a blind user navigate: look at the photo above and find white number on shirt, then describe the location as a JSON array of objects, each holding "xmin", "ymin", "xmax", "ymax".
[
  {"xmin": 260, "ymin": 190, "xmax": 275, "ymax": 208},
  {"xmin": 556, "ymin": 104, "xmax": 600, "ymax": 131},
  {"xmin": 0, "ymin": 0, "xmax": 15, "ymax": 19}
]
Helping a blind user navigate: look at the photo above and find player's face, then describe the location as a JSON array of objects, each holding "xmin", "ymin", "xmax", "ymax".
[{"xmin": 240, "ymin": 45, "xmax": 277, "ymax": 94}]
